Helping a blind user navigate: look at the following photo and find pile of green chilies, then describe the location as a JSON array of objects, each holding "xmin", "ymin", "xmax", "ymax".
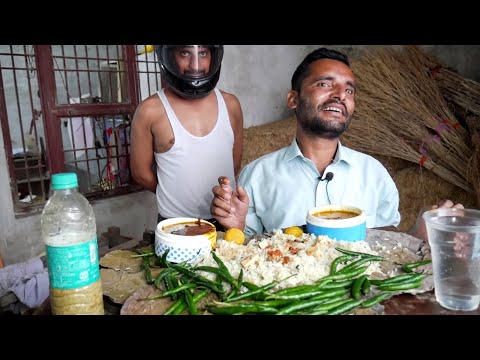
[{"xmin": 136, "ymin": 247, "xmax": 431, "ymax": 315}]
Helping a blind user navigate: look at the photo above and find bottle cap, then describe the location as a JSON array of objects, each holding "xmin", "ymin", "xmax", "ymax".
[{"xmin": 51, "ymin": 172, "xmax": 79, "ymax": 190}]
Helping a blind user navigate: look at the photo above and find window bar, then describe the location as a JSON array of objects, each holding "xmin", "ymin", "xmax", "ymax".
[
  {"xmin": 117, "ymin": 45, "xmax": 126, "ymax": 103},
  {"xmin": 145, "ymin": 45, "xmax": 153, "ymax": 100},
  {"xmin": 23, "ymin": 45, "xmax": 47, "ymax": 201},
  {"xmin": 9, "ymin": 46, "xmax": 35, "ymax": 199},
  {"xmin": 0, "ymin": 52, "xmax": 18, "ymax": 203},
  {"xmin": 71, "ymin": 45, "xmax": 82, "ymax": 177},
  {"xmin": 82, "ymin": 44, "xmax": 94, "ymax": 191},
  {"xmin": 105, "ymin": 45, "xmax": 115, "ymax": 103},
  {"xmin": 59, "ymin": 45, "xmax": 71, "ymax": 106}
]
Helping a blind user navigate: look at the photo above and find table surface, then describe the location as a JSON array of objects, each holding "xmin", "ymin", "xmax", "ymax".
[
  {"xmin": 30, "ymin": 290, "xmax": 480, "ymax": 315},
  {"xmin": 383, "ymin": 290, "xmax": 480, "ymax": 315},
  {"xmin": 25, "ymin": 234, "xmax": 480, "ymax": 315}
]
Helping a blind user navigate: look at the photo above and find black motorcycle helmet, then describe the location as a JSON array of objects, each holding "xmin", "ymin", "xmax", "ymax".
[{"xmin": 155, "ymin": 45, "xmax": 224, "ymax": 99}]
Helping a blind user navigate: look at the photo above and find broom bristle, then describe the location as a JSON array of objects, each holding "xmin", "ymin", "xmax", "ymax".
[
  {"xmin": 342, "ymin": 46, "xmax": 473, "ymax": 192},
  {"xmin": 407, "ymin": 46, "xmax": 480, "ymax": 118}
]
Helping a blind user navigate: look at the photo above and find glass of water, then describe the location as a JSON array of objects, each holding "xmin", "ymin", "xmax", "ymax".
[{"xmin": 423, "ymin": 208, "xmax": 480, "ymax": 311}]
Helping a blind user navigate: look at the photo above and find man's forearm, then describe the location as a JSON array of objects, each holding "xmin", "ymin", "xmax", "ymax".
[{"xmin": 133, "ymin": 172, "xmax": 157, "ymax": 193}]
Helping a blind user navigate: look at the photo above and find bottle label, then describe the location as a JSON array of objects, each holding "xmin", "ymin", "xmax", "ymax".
[{"xmin": 46, "ymin": 238, "xmax": 100, "ymax": 289}]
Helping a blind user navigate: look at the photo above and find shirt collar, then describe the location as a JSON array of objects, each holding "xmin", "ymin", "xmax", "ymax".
[
  {"xmin": 282, "ymin": 138, "xmax": 303, "ymax": 163},
  {"xmin": 282, "ymin": 138, "xmax": 353, "ymax": 166}
]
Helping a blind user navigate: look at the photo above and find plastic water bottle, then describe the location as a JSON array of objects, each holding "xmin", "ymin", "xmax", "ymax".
[{"xmin": 41, "ymin": 173, "xmax": 104, "ymax": 315}]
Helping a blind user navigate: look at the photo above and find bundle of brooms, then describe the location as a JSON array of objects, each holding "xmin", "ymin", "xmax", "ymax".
[
  {"xmin": 410, "ymin": 46, "xmax": 480, "ymax": 119},
  {"xmin": 466, "ymin": 115, "xmax": 480, "ymax": 205},
  {"xmin": 342, "ymin": 46, "xmax": 474, "ymax": 193},
  {"xmin": 407, "ymin": 46, "xmax": 480, "ymax": 204}
]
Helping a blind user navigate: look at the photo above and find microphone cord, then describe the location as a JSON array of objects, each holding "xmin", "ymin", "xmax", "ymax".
[
  {"xmin": 319, "ymin": 171, "xmax": 334, "ymax": 204},
  {"xmin": 325, "ymin": 179, "xmax": 331, "ymax": 204}
]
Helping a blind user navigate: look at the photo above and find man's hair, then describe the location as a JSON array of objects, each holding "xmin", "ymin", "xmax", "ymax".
[{"xmin": 291, "ymin": 48, "xmax": 350, "ymax": 92}]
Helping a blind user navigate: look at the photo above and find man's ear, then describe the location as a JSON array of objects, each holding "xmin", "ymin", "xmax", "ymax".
[{"xmin": 287, "ymin": 90, "xmax": 298, "ymax": 110}]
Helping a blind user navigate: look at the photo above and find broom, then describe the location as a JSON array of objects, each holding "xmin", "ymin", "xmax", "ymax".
[
  {"xmin": 343, "ymin": 95, "xmax": 472, "ymax": 191},
  {"xmin": 342, "ymin": 46, "xmax": 473, "ymax": 192},
  {"xmin": 407, "ymin": 46, "xmax": 480, "ymax": 119},
  {"xmin": 465, "ymin": 115, "xmax": 480, "ymax": 206}
]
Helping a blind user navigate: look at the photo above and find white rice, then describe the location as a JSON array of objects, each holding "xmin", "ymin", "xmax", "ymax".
[{"xmin": 196, "ymin": 229, "xmax": 382, "ymax": 290}]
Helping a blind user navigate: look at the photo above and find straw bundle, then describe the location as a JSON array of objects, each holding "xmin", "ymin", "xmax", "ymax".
[
  {"xmin": 342, "ymin": 46, "xmax": 473, "ymax": 192},
  {"xmin": 466, "ymin": 115, "xmax": 480, "ymax": 206},
  {"xmin": 408, "ymin": 46, "xmax": 480, "ymax": 118}
]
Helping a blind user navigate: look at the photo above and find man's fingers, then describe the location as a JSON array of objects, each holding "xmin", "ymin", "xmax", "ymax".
[
  {"xmin": 211, "ymin": 195, "xmax": 234, "ymax": 214},
  {"xmin": 212, "ymin": 185, "xmax": 232, "ymax": 202},
  {"xmin": 210, "ymin": 204, "xmax": 232, "ymax": 218},
  {"xmin": 218, "ymin": 176, "xmax": 230, "ymax": 187},
  {"xmin": 236, "ymin": 185, "xmax": 248, "ymax": 203},
  {"xmin": 432, "ymin": 199, "xmax": 465, "ymax": 210},
  {"xmin": 437, "ymin": 199, "xmax": 454, "ymax": 208}
]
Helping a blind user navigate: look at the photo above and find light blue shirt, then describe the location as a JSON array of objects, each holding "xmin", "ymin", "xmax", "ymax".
[{"xmin": 238, "ymin": 139, "xmax": 401, "ymax": 236}]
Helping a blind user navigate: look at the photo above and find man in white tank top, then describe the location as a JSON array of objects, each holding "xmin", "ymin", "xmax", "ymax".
[{"xmin": 130, "ymin": 45, "xmax": 243, "ymax": 229}]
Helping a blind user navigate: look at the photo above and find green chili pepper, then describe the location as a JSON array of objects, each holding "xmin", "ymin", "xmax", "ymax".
[
  {"xmin": 211, "ymin": 252, "xmax": 239, "ymax": 289},
  {"xmin": 154, "ymin": 268, "xmax": 171, "ymax": 289},
  {"xmin": 227, "ymin": 281, "xmax": 278, "ymax": 302},
  {"xmin": 351, "ymin": 275, "xmax": 368, "ymax": 299},
  {"xmin": 370, "ymin": 273, "xmax": 426, "ymax": 286},
  {"xmin": 337, "ymin": 257, "xmax": 380, "ymax": 274},
  {"xmin": 154, "ymin": 249, "xmax": 170, "ymax": 266},
  {"xmin": 142, "ymin": 257, "xmax": 154, "ymax": 284},
  {"xmin": 308, "ymin": 288, "xmax": 350, "ymax": 301},
  {"xmin": 335, "ymin": 247, "xmax": 382, "ymax": 259},
  {"xmin": 401, "ymin": 260, "xmax": 432, "ymax": 273},
  {"xmin": 323, "ymin": 265, "xmax": 369, "ymax": 281},
  {"xmin": 267, "ymin": 290, "xmax": 327, "ymax": 301},
  {"xmin": 321, "ymin": 279, "xmax": 355, "ymax": 290},
  {"xmin": 242, "ymin": 282, "xmax": 261, "ymax": 291},
  {"xmin": 183, "ymin": 289, "xmax": 198, "ymax": 315},
  {"xmin": 361, "ymin": 292, "xmax": 392, "ymax": 308},
  {"xmin": 164, "ymin": 272, "xmax": 177, "ymax": 300},
  {"xmin": 276, "ymin": 298, "xmax": 336, "ymax": 315},
  {"xmin": 330, "ymin": 255, "xmax": 353, "ymax": 275},
  {"xmin": 227, "ymin": 269, "xmax": 244, "ymax": 300},
  {"xmin": 361, "ymin": 278, "xmax": 371, "ymax": 295},
  {"xmin": 170, "ymin": 289, "xmax": 209, "ymax": 315},
  {"xmin": 308, "ymin": 298, "xmax": 352, "ymax": 312},
  {"xmin": 143, "ymin": 283, "xmax": 198, "ymax": 301},
  {"xmin": 376, "ymin": 280, "xmax": 423, "ymax": 291},
  {"xmin": 164, "ymin": 298, "xmax": 185, "ymax": 315},
  {"xmin": 206, "ymin": 304, "xmax": 277, "ymax": 315},
  {"xmin": 169, "ymin": 264, "xmax": 225, "ymax": 294},
  {"xmin": 327, "ymin": 298, "xmax": 363, "ymax": 315}
]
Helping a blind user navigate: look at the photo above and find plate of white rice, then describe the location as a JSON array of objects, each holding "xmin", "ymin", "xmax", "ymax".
[{"xmin": 196, "ymin": 229, "xmax": 384, "ymax": 290}]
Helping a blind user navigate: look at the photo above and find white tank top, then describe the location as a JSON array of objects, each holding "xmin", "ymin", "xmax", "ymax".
[{"xmin": 155, "ymin": 88, "xmax": 236, "ymax": 219}]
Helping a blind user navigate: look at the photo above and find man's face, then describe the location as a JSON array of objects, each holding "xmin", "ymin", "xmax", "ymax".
[
  {"xmin": 174, "ymin": 46, "xmax": 212, "ymax": 78},
  {"xmin": 289, "ymin": 59, "xmax": 356, "ymax": 139}
]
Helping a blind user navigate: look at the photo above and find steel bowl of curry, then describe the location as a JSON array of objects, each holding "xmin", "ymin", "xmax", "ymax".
[
  {"xmin": 155, "ymin": 218, "xmax": 216, "ymax": 263},
  {"xmin": 306, "ymin": 205, "xmax": 366, "ymax": 242}
]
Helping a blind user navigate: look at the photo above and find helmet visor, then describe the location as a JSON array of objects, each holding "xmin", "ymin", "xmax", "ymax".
[{"xmin": 160, "ymin": 45, "xmax": 223, "ymax": 83}]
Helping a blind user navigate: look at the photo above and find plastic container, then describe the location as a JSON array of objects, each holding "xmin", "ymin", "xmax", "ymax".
[
  {"xmin": 306, "ymin": 205, "xmax": 366, "ymax": 242},
  {"xmin": 155, "ymin": 218, "xmax": 216, "ymax": 263},
  {"xmin": 423, "ymin": 207, "xmax": 480, "ymax": 311},
  {"xmin": 41, "ymin": 172, "xmax": 104, "ymax": 315}
]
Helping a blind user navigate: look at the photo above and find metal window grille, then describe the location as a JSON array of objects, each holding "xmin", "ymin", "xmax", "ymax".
[{"xmin": 0, "ymin": 45, "xmax": 162, "ymax": 217}]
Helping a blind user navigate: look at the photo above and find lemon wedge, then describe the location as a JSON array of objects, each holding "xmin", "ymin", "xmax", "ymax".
[
  {"xmin": 224, "ymin": 228, "xmax": 246, "ymax": 245},
  {"xmin": 284, "ymin": 226, "xmax": 304, "ymax": 238}
]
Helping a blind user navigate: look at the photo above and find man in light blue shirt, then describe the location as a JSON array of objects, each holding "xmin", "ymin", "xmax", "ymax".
[
  {"xmin": 210, "ymin": 47, "xmax": 462, "ymax": 239},
  {"xmin": 237, "ymin": 138, "xmax": 400, "ymax": 236}
]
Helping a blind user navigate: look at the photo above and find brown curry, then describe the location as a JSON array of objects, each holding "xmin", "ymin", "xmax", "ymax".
[
  {"xmin": 165, "ymin": 219, "xmax": 215, "ymax": 236},
  {"xmin": 312, "ymin": 210, "xmax": 358, "ymax": 220}
]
